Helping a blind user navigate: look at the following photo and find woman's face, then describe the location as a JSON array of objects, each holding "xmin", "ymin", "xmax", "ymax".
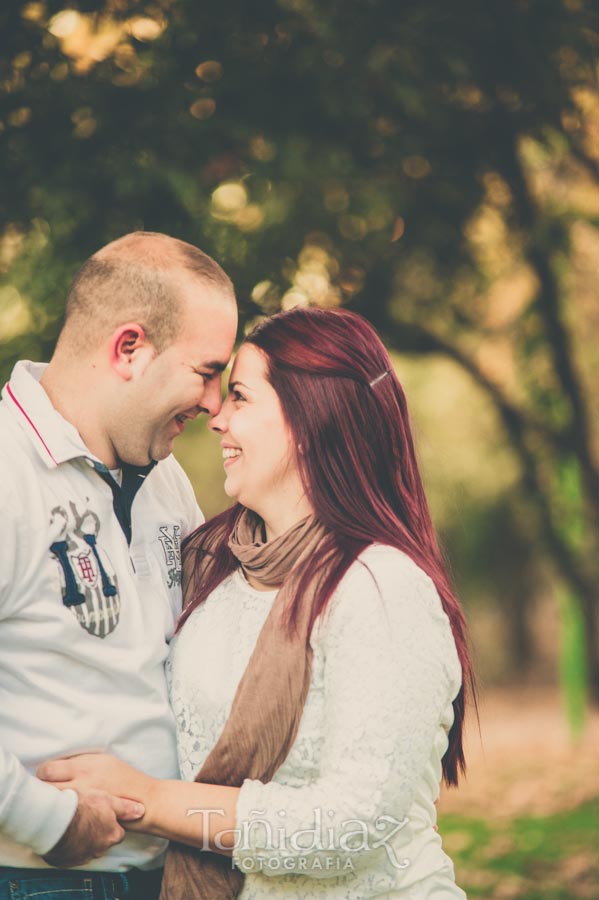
[{"xmin": 209, "ymin": 344, "xmax": 309, "ymax": 533}]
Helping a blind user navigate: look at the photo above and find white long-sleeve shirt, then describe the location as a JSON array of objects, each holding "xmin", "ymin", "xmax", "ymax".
[
  {"xmin": 0, "ymin": 361, "xmax": 203, "ymax": 870},
  {"xmin": 167, "ymin": 544, "xmax": 467, "ymax": 898}
]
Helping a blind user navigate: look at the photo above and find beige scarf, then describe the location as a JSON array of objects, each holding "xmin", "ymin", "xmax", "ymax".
[{"xmin": 160, "ymin": 510, "xmax": 328, "ymax": 900}]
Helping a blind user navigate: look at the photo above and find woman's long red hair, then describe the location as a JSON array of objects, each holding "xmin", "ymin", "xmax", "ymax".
[{"xmin": 180, "ymin": 307, "xmax": 475, "ymax": 787}]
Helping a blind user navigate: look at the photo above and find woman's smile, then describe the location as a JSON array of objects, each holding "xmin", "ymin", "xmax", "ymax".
[{"xmin": 222, "ymin": 444, "xmax": 242, "ymax": 466}]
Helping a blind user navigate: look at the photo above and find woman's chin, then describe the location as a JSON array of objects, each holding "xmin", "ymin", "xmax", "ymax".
[
  {"xmin": 223, "ymin": 480, "xmax": 241, "ymax": 502},
  {"xmin": 224, "ymin": 485, "xmax": 260, "ymax": 517}
]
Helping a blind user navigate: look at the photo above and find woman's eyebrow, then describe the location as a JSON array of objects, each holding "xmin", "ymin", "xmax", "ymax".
[{"xmin": 229, "ymin": 380, "xmax": 252, "ymax": 392}]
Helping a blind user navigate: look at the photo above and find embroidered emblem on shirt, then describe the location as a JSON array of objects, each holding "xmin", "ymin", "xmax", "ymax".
[
  {"xmin": 73, "ymin": 550, "xmax": 96, "ymax": 584},
  {"xmin": 49, "ymin": 503, "xmax": 121, "ymax": 639},
  {"xmin": 158, "ymin": 524, "xmax": 182, "ymax": 589}
]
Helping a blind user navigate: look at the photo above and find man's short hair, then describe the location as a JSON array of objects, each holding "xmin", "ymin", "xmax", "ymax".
[{"xmin": 61, "ymin": 232, "xmax": 235, "ymax": 353}]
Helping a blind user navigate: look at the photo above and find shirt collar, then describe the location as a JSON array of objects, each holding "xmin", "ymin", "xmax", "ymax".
[{"xmin": 2, "ymin": 360, "xmax": 105, "ymax": 468}]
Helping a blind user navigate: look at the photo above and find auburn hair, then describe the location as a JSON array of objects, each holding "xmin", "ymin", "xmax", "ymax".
[{"xmin": 180, "ymin": 306, "xmax": 475, "ymax": 786}]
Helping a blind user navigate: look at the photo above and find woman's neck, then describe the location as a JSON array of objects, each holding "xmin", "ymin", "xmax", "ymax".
[{"xmin": 259, "ymin": 496, "xmax": 314, "ymax": 543}]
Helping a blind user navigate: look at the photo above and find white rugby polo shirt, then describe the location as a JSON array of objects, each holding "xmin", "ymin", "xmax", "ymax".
[{"xmin": 0, "ymin": 361, "xmax": 203, "ymax": 870}]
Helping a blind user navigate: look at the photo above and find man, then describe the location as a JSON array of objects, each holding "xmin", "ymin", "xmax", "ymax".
[{"xmin": 0, "ymin": 232, "xmax": 238, "ymax": 899}]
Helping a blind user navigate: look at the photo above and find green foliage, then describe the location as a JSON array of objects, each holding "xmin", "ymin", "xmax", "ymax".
[
  {"xmin": 558, "ymin": 590, "xmax": 589, "ymax": 738},
  {"xmin": 0, "ymin": 0, "xmax": 594, "ymax": 348},
  {"xmin": 440, "ymin": 798, "xmax": 599, "ymax": 899}
]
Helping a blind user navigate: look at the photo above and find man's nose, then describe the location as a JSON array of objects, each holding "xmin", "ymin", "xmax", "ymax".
[
  {"xmin": 200, "ymin": 376, "xmax": 223, "ymax": 417},
  {"xmin": 208, "ymin": 394, "xmax": 232, "ymax": 434}
]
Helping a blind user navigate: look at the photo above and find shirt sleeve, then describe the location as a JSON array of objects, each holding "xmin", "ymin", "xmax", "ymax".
[
  {"xmin": 0, "ymin": 477, "xmax": 79, "ymax": 854},
  {"xmin": 233, "ymin": 547, "xmax": 461, "ymax": 877},
  {"xmin": 0, "ymin": 751, "xmax": 79, "ymax": 855}
]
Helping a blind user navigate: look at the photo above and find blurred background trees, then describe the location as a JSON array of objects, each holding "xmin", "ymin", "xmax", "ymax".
[{"xmin": 1, "ymin": 0, "xmax": 598, "ymax": 714}]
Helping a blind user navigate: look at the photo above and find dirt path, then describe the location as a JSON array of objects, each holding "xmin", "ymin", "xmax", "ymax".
[{"xmin": 439, "ymin": 686, "xmax": 599, "ymax": 818}]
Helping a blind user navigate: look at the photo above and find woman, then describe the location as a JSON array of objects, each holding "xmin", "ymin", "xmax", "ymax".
[{"xmin": 41, "ymin": 308, "xmax": 473, "ymax": 899}]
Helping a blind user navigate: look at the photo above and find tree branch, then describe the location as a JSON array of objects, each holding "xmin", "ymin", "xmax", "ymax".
[
  {"xmin": 382, "ymin": 316, "xmax": 599, "ymax": 699},
  {"xmin": 507, "ymin": 140, "xmax": 599, "ymax": 526},
  {"xmin": 376, "ymin": 318, "xmax": 575, "ymax": 456},
  {"xmin": 379, "ymin": 318, "xmax": 597, "ymax": 586}
]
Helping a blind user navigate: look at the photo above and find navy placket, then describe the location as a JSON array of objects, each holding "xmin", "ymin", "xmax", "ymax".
[{"xmin": 92, "ymin": 460, "xmax": 156, "ymax": 546}]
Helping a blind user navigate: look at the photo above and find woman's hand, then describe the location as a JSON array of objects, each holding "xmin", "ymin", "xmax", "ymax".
[{"xmin": 37, "ymin": 753, "xmax": 155, "ymax": 818}]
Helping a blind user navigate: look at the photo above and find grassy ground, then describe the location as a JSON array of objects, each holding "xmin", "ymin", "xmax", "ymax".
[
  {"xmin": 437, "ymin": 688, "xmax": 599, "ymax": 899},
  {"xmin": 439, "ymin": 799, "xmax": 598, "ymax": 899}
]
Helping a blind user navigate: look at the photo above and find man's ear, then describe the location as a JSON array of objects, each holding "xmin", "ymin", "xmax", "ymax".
[{"xmin": 110, "ymin": 323, "xmax": 154, "ymax": 380}]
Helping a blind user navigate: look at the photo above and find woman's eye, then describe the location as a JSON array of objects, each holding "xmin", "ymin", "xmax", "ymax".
[{"xmin": 232, "ymin": 390, "xmax": 246, "ymax": 402}]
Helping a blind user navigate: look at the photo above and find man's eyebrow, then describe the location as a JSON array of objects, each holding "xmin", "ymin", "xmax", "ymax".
[{"xmin": 198, "ymin": 361, "xmax": 228, "ymax": 373}]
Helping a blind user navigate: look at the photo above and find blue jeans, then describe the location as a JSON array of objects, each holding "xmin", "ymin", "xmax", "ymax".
[{"xmin": 0, "ymin": 867, "xmax": 162, "ymax": 900}]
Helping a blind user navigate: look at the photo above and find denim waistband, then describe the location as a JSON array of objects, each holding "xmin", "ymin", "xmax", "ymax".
[{"xmin": 0, "ymin": 866, "xmax": 162, "ymax": 899}]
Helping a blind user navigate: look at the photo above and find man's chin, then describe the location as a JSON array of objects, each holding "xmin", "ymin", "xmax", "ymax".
[
  {"xmin": 117, "ymin": 446, "xmax": 163, "ymax": 467},
  {"xmin": 149, "ymin": 441, "xmax": 174, "ymax": 463}
]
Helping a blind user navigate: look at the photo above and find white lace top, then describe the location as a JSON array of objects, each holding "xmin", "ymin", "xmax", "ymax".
[{"xmin": 167, "ymin": 544, "xmax": 467, "ymax": 899}]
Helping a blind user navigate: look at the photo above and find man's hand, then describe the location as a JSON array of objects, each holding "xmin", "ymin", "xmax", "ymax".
[
  {"xmin": 38, "ymin": 753, "xmax": 152, "ymax": 803},
  {"xmin": 42, "ymin": 788, "xmax": 145, "ymax": 868}
]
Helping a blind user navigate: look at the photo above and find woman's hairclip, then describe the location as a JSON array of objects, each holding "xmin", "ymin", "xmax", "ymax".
[{"xmin": 369, "ymin": 370, "xmax": 390, "ymax": 388}]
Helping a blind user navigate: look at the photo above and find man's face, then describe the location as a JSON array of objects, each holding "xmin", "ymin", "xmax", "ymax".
[{"xmin": 111, "ymin": 283, "xmax": 237, "ymax": 465}]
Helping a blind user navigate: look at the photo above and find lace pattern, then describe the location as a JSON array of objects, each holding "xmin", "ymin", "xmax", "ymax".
[{"xmin": 167, "ymin": 546, "xmax": 466, "ymax": 899}]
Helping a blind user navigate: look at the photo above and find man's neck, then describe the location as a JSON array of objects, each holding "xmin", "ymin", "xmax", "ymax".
[{"xmin": 40, "ymin": 362, "xmax": 117, "ymax": 468}]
